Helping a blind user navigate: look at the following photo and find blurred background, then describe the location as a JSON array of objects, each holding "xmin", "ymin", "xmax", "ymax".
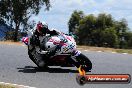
[{"xmin": 0, "ymin": 0, "xmax": 132, "ymax": 49}]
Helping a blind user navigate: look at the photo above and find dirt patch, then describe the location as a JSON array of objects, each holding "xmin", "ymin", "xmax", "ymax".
[
  {"xmin": 0, "ymin": 41, "xmax": 132, "ymax": 54},
  {"xmin": 77, "ymin": 45, "xmax": 115, "ymax": 52},
  {"xmin": 0, "ymin": 41, "xmax": 23, "ymax": 46}
]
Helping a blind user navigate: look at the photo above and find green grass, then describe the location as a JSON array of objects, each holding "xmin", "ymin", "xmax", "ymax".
[
  {"xmin": 0, "ymin": 84, "xmax": 16, "ymax": 88},
  {"xmin": 116, "ymin": 49, "xmax": 132, "ymax": 54}
]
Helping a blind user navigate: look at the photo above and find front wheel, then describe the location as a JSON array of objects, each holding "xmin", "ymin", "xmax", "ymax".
[{"xmin": 76, "ymin": 53, "xmax": 92, "ymax": 72}]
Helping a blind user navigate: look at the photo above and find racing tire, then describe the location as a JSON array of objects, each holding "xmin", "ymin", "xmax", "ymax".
[
  {"xmin": 76, "ymin": 53, "xmax": 92, "ymax": 72},
  {"xmin": 28, "ymin": 46, "xmax": 48, "ymax": 69}
]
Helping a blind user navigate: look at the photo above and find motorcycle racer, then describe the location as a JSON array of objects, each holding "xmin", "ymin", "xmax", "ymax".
[{"xmin": 22, "ymin": 22, "xmax": 92, "ymax": 71}]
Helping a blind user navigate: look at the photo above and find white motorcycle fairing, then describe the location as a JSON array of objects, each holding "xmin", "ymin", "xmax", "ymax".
[{"xmin": 45, "ymin": 33, "xmax": 77, "ymax": 55}]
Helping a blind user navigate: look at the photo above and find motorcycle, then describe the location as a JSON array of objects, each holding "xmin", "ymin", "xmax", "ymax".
[{"xmin": 22, "ymin": 29, "xmax": 92, "ymax": 72}]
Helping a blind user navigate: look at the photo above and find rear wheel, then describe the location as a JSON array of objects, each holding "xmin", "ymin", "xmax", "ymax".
[
  {"xmin": 76, "ymin": 53, "xmax": 92, "ymax": 72},
  {"xmin": 28, "ymin": 46, "xmax": 48, "ymax": 69},
  {"xmin": 28, "ymin": 50, "xmax": 40, "ymax": 67}
]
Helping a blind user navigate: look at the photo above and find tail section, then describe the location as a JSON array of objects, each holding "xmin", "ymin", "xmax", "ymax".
[{"xmin": 22, "ymin": 37, "xmax": 29, "ymax": 45}]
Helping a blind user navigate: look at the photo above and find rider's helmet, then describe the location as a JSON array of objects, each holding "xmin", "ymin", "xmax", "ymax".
[{"xmin": 36, "ymin": 21, "xmax": 49, "ymax": 35}]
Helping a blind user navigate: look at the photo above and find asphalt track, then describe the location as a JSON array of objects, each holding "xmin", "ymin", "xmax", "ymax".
[{"xmin": 0, "ymin": 44, "xmax": 132, "ymax": 88}]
